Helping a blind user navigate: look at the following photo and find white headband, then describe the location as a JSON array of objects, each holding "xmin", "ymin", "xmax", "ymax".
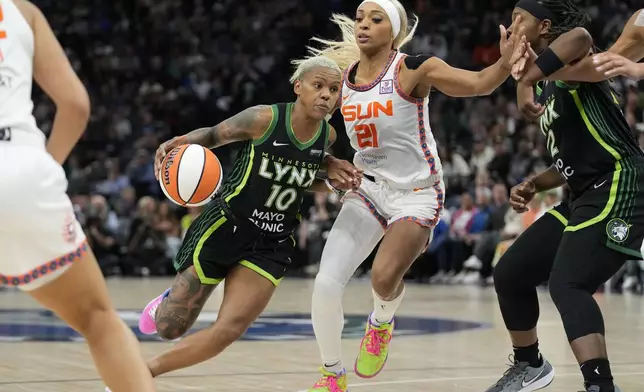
[{"xmin": 359, "ymin": 0, "xmax": 401, "ymax": 38}]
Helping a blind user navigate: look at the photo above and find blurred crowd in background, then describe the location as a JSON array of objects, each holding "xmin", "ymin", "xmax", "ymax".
[{"xmin": 32, "ymin": 0, "xmax": 644, "ymax": 291}]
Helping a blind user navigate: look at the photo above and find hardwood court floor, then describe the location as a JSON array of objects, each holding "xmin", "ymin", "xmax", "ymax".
[{"xmin": 0, "ymin": 278, "xmax": 643, "ymax": 391}]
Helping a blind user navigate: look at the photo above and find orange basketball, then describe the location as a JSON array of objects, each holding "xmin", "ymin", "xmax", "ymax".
[{"xmin": 159, "ymin": 144, "xmax": 223, "ymax": 207}]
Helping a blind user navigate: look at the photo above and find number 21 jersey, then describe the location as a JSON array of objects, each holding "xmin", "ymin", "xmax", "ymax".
[{"xmin": 340, "ymin": 50, "xmax": 441, "ymax": 189}]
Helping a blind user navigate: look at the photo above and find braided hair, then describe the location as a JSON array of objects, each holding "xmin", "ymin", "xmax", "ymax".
[{"xmin": 539, "ymin": 0, "xmax": 591, "ymax": 41}]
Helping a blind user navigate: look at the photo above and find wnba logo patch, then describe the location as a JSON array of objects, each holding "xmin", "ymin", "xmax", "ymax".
[
  {"xmin": 379, "ymin": 79, "xmax": 393, "ymax": 94},
  {"xmin": 62, "ymin": 212, "xmax": 77, "ymax": 244}
]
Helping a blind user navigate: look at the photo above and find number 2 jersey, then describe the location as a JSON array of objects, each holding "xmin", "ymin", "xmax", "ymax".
[
  {"xmin": 212, "ymin": 102, "xmax": 329, "ymax": 236},
  {"xmin": 536, "ymin": 80, "xmax": 644, "ymax": 198},
  {"xmin": 340, "ymin": 50, "xmax": 442, "ymax": 189}
]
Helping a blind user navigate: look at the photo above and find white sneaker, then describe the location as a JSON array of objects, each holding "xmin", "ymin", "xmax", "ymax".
[{"xmin": 463, "ymin": 255, "xmax": 482, "ymax": 270}]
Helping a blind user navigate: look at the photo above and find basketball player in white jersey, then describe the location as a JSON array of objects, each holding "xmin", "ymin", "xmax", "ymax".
[
  {"xmin": 0, "ymin": 1, "xmax": 155, "ymax": 390},
  {"xmin": 291, "ymin": 1, "xmax": 526, "ymax": 390}
]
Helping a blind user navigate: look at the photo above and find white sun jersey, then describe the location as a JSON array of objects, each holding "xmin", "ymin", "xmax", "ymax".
[
  {"xmin": 340, "ymin": 50, "xmax": 442, "ymax": 190},
  {"xmin": 0, "ymin": 0, "xmax": 43, "ymax": 148}
]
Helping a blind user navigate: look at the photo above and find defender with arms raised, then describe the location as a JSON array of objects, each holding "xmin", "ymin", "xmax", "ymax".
[
  {"xmin": 488, "ymin": 1, "xmax": 643, "ymax": 391},
  {"xmin": 292, "ymin": 1, "xmax": 526, "ymax": 390}
]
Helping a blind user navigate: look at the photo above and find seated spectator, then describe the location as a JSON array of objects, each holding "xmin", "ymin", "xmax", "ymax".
[
  {"xmin": 156, "ymin": 201, "xmax": 182, "ymax": 261},
  {"xmin": 126, "ymin": 197, "xmax": 169, "ymax": 276},
  {"xmin": 445, "ymin": 192, "xmax": 478, "ymax": 280},
  {"xmin": 86, "ymin": 195, "xmax": 122, "ymax": 275},
  {"xmin": 461, "ymin": 183, "xmax": 510, "ymax": 283}
]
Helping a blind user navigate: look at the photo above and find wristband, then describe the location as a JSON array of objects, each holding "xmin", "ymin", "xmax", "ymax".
[
  {"xmin": 534, "ymin": 47, "xmax": 565, "ymax": 77},
  {"xmin": 325, "ymin": 178, "xmax": 346, "ymax": 196}
]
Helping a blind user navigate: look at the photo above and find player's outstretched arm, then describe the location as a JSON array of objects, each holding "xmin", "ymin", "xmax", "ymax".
[
  {"xmin": 545, "ymin": 9, "xmax": 644, "ymax": 82},
  {"xmin": 415, "ymin": 17, "xmax": 525, "ymax": 97},
  {"xmin": 24, "ymin": 0, "xmax": 90, "ymax": 165},
  {"xmin": 153, "ymin": 105, "xmax": 273, "ymax": 179},
  {"xmin": 518, "ymin": 27, "xmax": 593, "ymax": 86}
]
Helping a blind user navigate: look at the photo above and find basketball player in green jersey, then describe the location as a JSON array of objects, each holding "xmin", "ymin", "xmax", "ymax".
[
  {"xmin": 486, "ymin": 2, "xmax": 644, "ymax": 392},
  {"xmin": 133, "ymin": 56, "xmax": 360, "ymax": 381},
  {"xmin": 511, "ymin": 8, "xmax": 644, "ymax": 83}
]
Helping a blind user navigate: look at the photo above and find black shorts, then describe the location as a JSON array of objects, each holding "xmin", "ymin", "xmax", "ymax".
[
  {"xmin": 173, "ymin": 201, "xmax": 295, "ymax": 286},
  {"xmin": 567, "ymin": 164, "xmax": 644, "ymax": 260},
  {"xmin": 497, "ymin": 202, "xmax": 570, "ymax": 286}
]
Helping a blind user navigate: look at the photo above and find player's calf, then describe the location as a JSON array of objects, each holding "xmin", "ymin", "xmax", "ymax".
[{"xmin": 139, "ymin": 266, "xmax": 215, "ymax": 339}]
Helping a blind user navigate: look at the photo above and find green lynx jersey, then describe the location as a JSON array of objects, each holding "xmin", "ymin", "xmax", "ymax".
[
  {"xmin": 216, "ymin": 102, "xmax": 329, "ymax": 235},
  {"xmin": 536, "ymin": 80, "xmax": 643, "ymax": 196}
]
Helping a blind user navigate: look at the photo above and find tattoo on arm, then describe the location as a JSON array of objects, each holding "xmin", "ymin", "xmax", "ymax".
[
  {"xmin": 155, "ymin": 267, "xmax": 216, "ymax": 339},
  {"xmin": 206, "ymin": 106, "xmax": 267, "ymax": 148}
]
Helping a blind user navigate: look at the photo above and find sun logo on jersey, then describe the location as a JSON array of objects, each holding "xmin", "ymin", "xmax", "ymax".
[{"xmin": 606, "ymin": 218, "xmax": 631, "ymax": 243}]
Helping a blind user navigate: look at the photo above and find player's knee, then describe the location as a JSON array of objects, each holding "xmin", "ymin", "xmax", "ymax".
[
  {"xmin": 547, "ymin": 274, "xmax": 578, "ymax": 309},
  {"xmin": 493, "ymin": 254, "xmax": 520, "ymax": 296},
  {"xmin": 211, "ymin": 315, "xmax": 253, "ymax": 344},
  {"xmin": 74, "ymin": 307, "xmax": 118, "ymax": 340},
  {"xmin": 313, "ymin": 273, "xmax": 344, "ymax": 301},
  {"xmin": 370, "ymin": 268, "xmax": 399, "ymax": 298},
  {"xmin": 157, "ymin": 323, "xmax": 189, "ymax": 341}
]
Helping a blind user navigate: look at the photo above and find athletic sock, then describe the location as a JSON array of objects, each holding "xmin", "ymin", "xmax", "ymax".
[
  {"xmin": 370, "ymin": 286, "xmax": 405, "ymax": 326},
  {"xmin": 581, "ymin": 358, "xmax": 614, "ymax": 391},
  {"xmin": 323, "ymin": 360, "xmax": 344, "ymax": 374},
  {"xmin": 513, "ymin": 341, "xmax": 542, "ymax": 367}
]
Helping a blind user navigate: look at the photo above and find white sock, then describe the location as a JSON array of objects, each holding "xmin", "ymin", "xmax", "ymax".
[
  {"xmin": 312, "ymin": 274, "xmax": 346, "ymax": 371},
  {"xmin": 370, "ymin": 285, "xmax": 405, "ymax": 326}
]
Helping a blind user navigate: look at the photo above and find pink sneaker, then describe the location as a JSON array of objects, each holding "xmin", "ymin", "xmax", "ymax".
[{"xmin": 138, "ymin": 288, "xmax": 170, "ymax": 335}]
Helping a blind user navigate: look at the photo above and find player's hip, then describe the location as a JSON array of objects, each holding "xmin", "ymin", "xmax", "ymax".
[
  {"xmin": 564, "ymin": 163, "xmax": 644, "ymax": 259},
  {"xmin": 344, "ymin": 175, "xmax": 444, "ymax": 229},
  {"xmin": 0, "ymin": 143, "xmax": 70, "ymax": 220},
  {"xmin": 178, "ymin": 200, "xmax": 296, "ymax": 266}
]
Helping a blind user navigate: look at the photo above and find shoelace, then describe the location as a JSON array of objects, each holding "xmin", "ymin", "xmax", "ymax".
[
  {"xmin": 313, "ymin": 375, "xmax": 343, "ymax": 392},
  {"xmin": 364, "ymin": 327, "xmax": 392, "ymax": 356},
  {"xmin": 493, "ymin": 355, "xmax": 526, "ymax": 386}
]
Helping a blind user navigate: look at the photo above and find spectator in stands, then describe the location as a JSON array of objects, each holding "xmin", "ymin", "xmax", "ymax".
[
  {"xmin": 126, "ymin": 197, "xmax": 169, "ymax": 276},
  {"xmin": 446, "ymin": 193, "xmax": 478, "ymax": 280},
  {"xmin": 86, "ymin": 195, "xmax": 121, "ymax": 274},
  {"xmin": 462, "ymin": 183, "xmax": 510, "ymax": 282}
]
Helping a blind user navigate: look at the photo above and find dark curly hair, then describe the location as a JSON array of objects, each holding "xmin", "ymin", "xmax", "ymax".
[{"xmin": 539, "ymin": 0, "xmax": 592, "ymax": 41}]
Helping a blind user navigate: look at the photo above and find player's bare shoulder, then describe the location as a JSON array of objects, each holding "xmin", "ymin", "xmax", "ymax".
[
  {"xmin": 215, "ymin": 104, "xmax": 275, "ymax": 142},
  {"xmin": 10, "ymin": 0, "xmax": 39, "ymax": 29}
]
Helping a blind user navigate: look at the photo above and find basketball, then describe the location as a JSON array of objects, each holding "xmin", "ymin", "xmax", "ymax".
[{"xmin": 159, "ymin": 144, "xmax": 223, "ymax": 207}]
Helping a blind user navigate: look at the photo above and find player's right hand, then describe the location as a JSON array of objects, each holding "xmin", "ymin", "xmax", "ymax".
[
  {"xmin": 326, "ymin": 156, "xmax": 363, "ymax": 191},
  {"xmin": 154, "ymin": 136, "xmax": 186, "ymax": 180},
  {"xmin": 517, "ymin": 82, "xmax": 545, "ymax": 121},
  {"xmin": 593, "ymin": 52, "xmax": 644, "ymax": 81},
  {"xmin": 509, "ymin": 180, "xmax": 536, "ymax": 213}
]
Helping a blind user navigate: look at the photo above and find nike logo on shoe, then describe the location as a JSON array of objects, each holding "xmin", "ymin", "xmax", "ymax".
[{"xmin": 521, "ymin": 367, "xmax": 545, "ymax": 387}]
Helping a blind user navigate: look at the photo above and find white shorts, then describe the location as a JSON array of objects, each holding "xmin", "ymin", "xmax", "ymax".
[
  {"xmin": 0, "ymin": 144, "xmax": 87, "ymax": 290},
  {"xmin": 344, "ymin": 176, "xmax": 445, "ymax": 230}
]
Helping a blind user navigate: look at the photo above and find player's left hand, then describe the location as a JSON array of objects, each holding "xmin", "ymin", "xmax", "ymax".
[
  {"xmin": 516, "ymin": 82, "xmax": 545, "ymax": 121},
  {"xmin": 325, "ymin": 155, "xmax": 363, "ymax": 191},
  {"xmin": 154, "ymin": 136, "xmax": 186, "ymax": 181},
  {"xmin": 511, "ymin": 43, "xmax": 537, "ymax": 81},
  {"xmin": 328, "ymin": 178, "xmax": 358, "ymax": 192},
  {"xmin": 593, "ymin": 52, "xmax": 644, "ymax": 80},
  {"xmin": 500, "ymin": 16, "xmax": 526, "ymax": 70}
]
